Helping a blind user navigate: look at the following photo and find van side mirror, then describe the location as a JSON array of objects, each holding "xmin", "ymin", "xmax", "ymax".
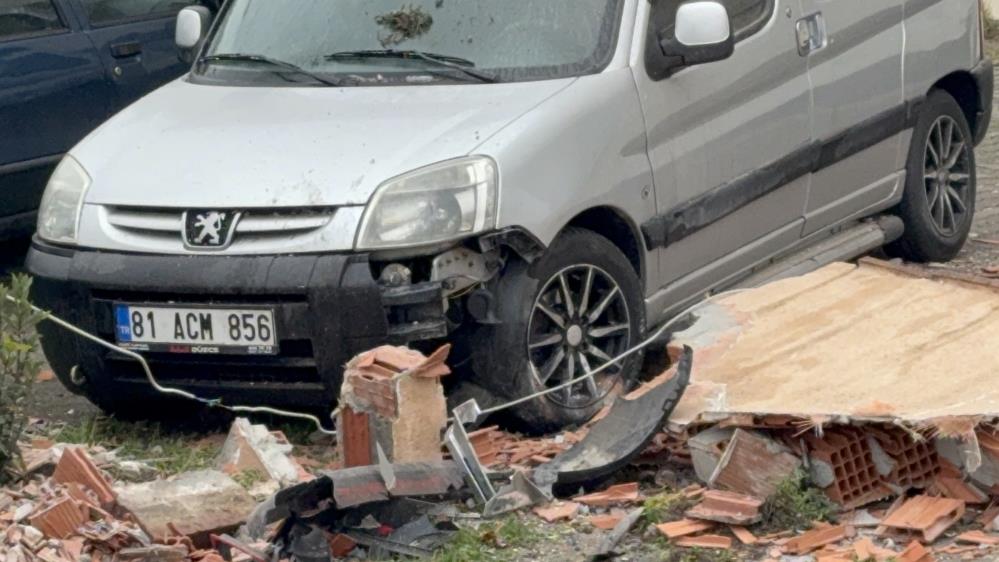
[
  {"xmin": 176, "ymin": 5, "xmax": 212, "ymax": 64},
  {"xmin": 658, "ymin": 1, "xmax": 734, "ymax": 72}
]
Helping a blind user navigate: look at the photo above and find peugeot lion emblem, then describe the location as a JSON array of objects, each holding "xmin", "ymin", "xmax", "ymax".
[{"xmin": 183, "ymin": 210, "xmax": 242, "ymax": 250}]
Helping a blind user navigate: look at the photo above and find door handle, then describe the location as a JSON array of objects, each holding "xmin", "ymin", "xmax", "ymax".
[
  {"xmin": 796, "ymin": 12, "xmax": 826, "ymax": 56},
  {"xmin": 110, "ymin": 41, "xmax": 143, "ymax": 58}
]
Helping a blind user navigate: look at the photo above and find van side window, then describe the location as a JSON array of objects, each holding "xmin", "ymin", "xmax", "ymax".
[
  {"xmin": 0, "ymin": 0, "xmax": 65, "ymax": 41},
  {"xmin": 724, "ymin": 0, "xmax": 774, "ymax": 38},
  {"xmin": 79, "ymin": 0, "xmax": 190, "ymax": 26},
  {"xmin": 649, "ymin": 0, "xmax": 774, "ymax": 44}
]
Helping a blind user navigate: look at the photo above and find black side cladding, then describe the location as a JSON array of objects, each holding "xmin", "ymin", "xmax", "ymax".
[
  {"xmin": 971, "ymin": 57, "xmax": 995, "ymax": 146},
  {"xmin": 641, "ymin": 99, "xmax": 924, "ymax": 250}
]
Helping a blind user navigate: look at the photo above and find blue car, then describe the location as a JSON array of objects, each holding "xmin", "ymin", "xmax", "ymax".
[{"xmin": 0, "ymin": 0, "xmax": 217, "ymax": 240}]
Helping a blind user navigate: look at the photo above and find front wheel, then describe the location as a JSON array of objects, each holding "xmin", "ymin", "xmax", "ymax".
[{"xmin": 469, "ymin": 228, "xmax": 646, "ymax": 433}]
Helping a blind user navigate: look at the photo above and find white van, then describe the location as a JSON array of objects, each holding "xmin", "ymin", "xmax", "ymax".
[{"xmin": 28, "ymin": 0, "xmax": 993, "ymax": 429}]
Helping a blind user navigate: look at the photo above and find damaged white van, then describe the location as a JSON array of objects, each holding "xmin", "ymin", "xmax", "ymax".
[{"xmin": 29, "ymin": 0, "xmax": 993, "ymax": 430}]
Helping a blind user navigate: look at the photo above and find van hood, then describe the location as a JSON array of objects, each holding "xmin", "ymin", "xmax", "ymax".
[{"xmin": 77, "ymin": 77, "xmax": 575, "ymax": 208}]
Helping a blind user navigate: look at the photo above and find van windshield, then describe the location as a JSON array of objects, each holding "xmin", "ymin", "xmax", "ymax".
[{"xmin": 195, "ymin": 0, "xmax": 624, "ymax": 86}]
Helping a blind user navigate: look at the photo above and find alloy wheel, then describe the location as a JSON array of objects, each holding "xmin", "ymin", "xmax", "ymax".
[
  {"xmin": 526, "ymin": 264, "xmax": 632, "ymax": 408},
  {"xmin": 923, "ymin": 115, "xmax": 972, "ymax": 236}
]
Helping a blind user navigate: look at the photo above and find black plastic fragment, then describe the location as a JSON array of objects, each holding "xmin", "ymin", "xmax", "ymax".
[{"xmin": 535, "ymin": 346, "xmax": 692, "ymax": 487}]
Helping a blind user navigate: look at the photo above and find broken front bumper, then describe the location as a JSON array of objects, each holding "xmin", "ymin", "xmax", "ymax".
[{"xmin": 26, "ymin": 240, "xmax": 447, "ymax": 409}]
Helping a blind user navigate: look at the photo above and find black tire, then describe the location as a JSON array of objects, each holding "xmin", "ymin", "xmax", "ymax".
[
  {"xmin": 469, "ymin": 228, "xmax": 646, "ymax": 433},
  {"xmin": 891, "ymin": 89, "xmax": 977, "ymax": 262}
]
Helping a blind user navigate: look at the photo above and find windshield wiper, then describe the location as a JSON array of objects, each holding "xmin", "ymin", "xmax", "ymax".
[
  {"xmin": 324, "ymin": 50, "xmax": 499, "ymax": 83},
  {"xmin": 199, "ymin": 53, "xmax": 343, "ymax": 86}
]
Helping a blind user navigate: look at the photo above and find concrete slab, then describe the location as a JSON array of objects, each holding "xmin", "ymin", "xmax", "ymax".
[{"xmin": 669, "ymin": 259, "xmax": 999, "ymax": 428}]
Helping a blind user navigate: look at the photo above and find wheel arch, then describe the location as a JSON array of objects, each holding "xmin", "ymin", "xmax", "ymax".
[
  {"xmin": 931, "ymin": 71, "xmax": 981, "ymax": 138},
  {"xmin": 561, "ymin": 206, "xmax": 646, "ymax": 281}
]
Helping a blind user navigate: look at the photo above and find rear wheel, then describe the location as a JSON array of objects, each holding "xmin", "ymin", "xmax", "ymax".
[
  {"xmin": 469, "ymin": 228, "xmax": 645, "ymax": 433},
  {"xmin": 891, "ymin": 90, "xmax": 976, "ymax": 262}
]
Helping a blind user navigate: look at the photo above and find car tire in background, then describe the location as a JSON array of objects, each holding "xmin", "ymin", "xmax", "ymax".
[
  {"xmin": 891, "ymin": 89, "xmax": 977, "ymax": 262},
  {"xmin": 469, "ymin": 228, "xmax": 646, "ymax": 433}
]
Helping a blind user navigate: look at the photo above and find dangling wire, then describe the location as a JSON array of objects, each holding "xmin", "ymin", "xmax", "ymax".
[{"xmin": 3, "ymin": 294, "xmax": 337, "ymax": 435}]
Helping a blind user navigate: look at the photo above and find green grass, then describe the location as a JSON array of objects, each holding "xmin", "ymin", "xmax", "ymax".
[
  {"xmin": 231, "ymin": 468, "xmax": 267, "ymax": 490},
  {"xmin": 641, "ymin": 490, "xmax": 696, "ymax": 527},
  {"xmin": 760, "ymin": 469, "xmax": 835, "ymax": 531},
  {"xmin": 56, "ymin": 415, "xmax": 218, "ymax": 477},
  {"xmin": 432, "ymin": 517, "xmax": 542, "ymax": 562},
  {"xmin": 644, "ymin": 538, "xmax": 738, "ymax": 562}
]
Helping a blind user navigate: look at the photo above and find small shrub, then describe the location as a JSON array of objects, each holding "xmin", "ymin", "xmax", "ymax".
[
  {"xmin": 0, "ymin": 275, "xmax": 45, "ymax": 476},
  {"xmin": 985, "ymin": 6, "xmax": 999, "ymax": 40},
  {"xmin": 761, "ymin": 469, "xmax": 835, "ymax": 531}
]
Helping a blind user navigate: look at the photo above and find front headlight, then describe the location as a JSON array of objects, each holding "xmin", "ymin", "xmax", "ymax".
[
  {"xmin": 356, "ymin": 156, "xmax": 498, "ymax": 250},
  {"xmin": 37, "ymin": 155, "xmax": 91, "ymax": 245}
]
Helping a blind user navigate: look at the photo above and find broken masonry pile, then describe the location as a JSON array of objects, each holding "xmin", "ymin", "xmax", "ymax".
[
  {"xmin": 6, "ymin": 258, "xmax": 999, "ymax": 560},
  {"xmin": 630, "ymin": 259, "xmax": 999, "ymax": 560},
  {"xmin": 0, "ymin": 418, "xmax": 315, "ymax": 562}
]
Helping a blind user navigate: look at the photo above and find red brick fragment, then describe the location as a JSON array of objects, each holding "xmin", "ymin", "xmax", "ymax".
[
  {"xmin": 710, "ymin": 429, "xmax": 800, "ymax": 499},
  {"xmin": 852, "ymin": 537, "xmax": 896, "ymax": 561},
  {"xmin": 30, "ymin": 496, "xmax": 87, "ymax": 539},
  {"xmin": 674, "ymin": 534, "xmax": 732, "ymax": 549},
  {"xmin": 783, "ymin": 524, "xmax": 854, "ymax": 555},
  {"xmin": 467, "ymin": 426, "xmax": 502, "ymax": 466},
  {"xmin": 574, "ymin": 483, "xmax": 640, "ymax": 507},
  {"xmin": 881, "ymin": 495, "xmax": 964, "ymax": 543},
  {"xmin": 897, "ymin": 541, "xmax": 936, "ymax": 562},
  {"xmin": 927, "ymin": 475, "xmax": 989, "ymax": 504},
  {"xmin": 533, "ymin": 502, "xmax": 579, "ymax": 523},
  {"xmin": 729, "ymin": 526, "xmax": 758, "ymax": 545},
  {"xmin": 52, "ymin": 448, "xmax": 115, "ymax": 508},
  {"xmin": 338, "ymin": 407, "xmax": 373, "ymax": 468},
  {"xmin": 956, "ymin": 530, "xmax": 999, "ymax": 545},
  {"xmin": 868, "ymin": 427, "xmax": 940, "ymax": 490},
  {"xmin": 656, "ymin": 519, "xmax": 715, "ymax": 539},
  {"xmin": 685, "ymin": 490, "xmax": 763, "ymax": 525},
  {"xmin": 805, "ymin": 428, "xmax": 891, "ymax": 509},
  {"xmin": 589, "ymin": 512, "xmax": 625, "ymax": 530},
  {"xmin": 326, "ymin": 533, "xmax": 357, "ymax": 557},
  {"xmin": 338, "ymin": 345, "xmax": 449, "ymax": 467}
]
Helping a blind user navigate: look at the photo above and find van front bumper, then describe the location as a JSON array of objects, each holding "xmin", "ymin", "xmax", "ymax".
[{"xmin": 26, "ymin": 240, "xmax": 447, "ymax": 410}]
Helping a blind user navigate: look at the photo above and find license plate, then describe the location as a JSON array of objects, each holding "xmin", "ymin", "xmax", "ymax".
[{"xmin": 114, "ymin": 304, "xmax": 278, "ymax": 355}]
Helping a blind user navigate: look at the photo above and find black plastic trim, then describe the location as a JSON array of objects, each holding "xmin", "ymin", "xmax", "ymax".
[
  {"xmin": 971, "ymin": 57, "xmax": 994, "ymax": 146},
  {"xmin": 641, "ymin": 98, "xmax": 923, "ymax": 249}
]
